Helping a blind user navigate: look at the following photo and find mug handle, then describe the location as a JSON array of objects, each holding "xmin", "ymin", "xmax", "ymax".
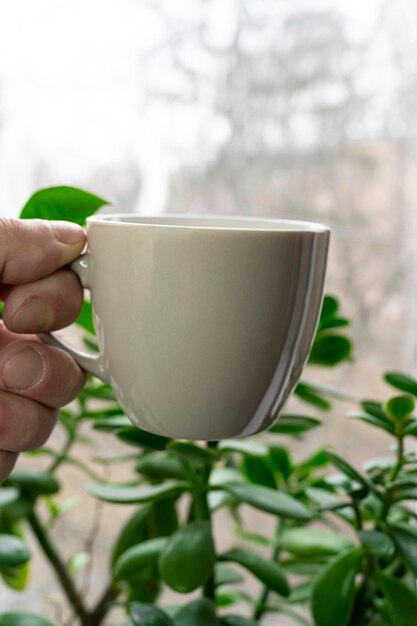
[{"xmin": 38, "ymin": 253, "xmax": 110, "ymax": 383}]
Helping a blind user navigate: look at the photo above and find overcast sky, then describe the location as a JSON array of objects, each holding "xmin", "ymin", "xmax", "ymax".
[{"xmin": 0, "ymin": 0, "xmax": 404, "ymax": 216}]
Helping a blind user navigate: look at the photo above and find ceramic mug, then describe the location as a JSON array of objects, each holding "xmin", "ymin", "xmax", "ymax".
[{"xmin": 40, "ymin": 215, "xmax": 330, "ymax": 440}]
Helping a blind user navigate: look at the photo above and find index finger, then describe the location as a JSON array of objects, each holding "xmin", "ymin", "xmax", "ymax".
[{"xmin": 0, "ymin": 218, "xmax": 85, "ymax": 285}]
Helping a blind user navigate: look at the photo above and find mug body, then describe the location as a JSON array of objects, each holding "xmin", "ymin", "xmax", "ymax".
[{"xmin": 85, "ymin": 215, "xmax": 330, "ymax": 439}]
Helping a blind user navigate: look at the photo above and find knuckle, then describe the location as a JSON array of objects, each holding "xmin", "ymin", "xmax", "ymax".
[
  {"xmin": 0, "ymin": 391, "xmax": 56, "ymax": 452},
  {"xmin": 18, "ymin": 402, "xmax": 56, "ymax": 451},
  {"xmin": 0, "ymin": 218, "xmax": 19, "ymax": 282}
]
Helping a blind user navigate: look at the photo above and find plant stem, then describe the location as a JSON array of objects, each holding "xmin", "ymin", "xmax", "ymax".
[
  {"xmin": 87, "ymin": 581, "xmax": 120, "ymax": 625},
  {"xmin": 193, "ymin": 442, "xmax": 218, "ymax": 601},
  {"xmin": 380, "ymin": 435, "xmax": 405, "ymax": 521},
  {"xmin": 388, "ymin": 436, "xmax": 404, "ymax": 483},
  {"xmin": 253, "ymin": 519, "xmax": 285, "ymax": 620},
  {"xmin": 27, "ymin": 509, "xmax": 89, "ymax": 623}
]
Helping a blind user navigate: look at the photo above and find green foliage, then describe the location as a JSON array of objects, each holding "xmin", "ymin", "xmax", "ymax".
[
  {"xmin": 0, "ymin": 535, "xmax": 31, "ymax": 569},
  {"xmin": 20, "ymin": 186, "xmax": 108, "ymax": 225},
  {"xmin": 159, "ymin": 521, "xmax": 215, "ymax": 593},
  {"xmin": 219, "ymin": 548, "xmax": 289, "ymax": 597},
  {"xmin": 129, "ymin": 604, "xmax": 175, "ymax": 626},
  {"xmin": 114, "ymin": 537, "xmax": 168, "ymax": 581},
  {"xmin": 311, "ymin": 548, "xmax": 364, "ymax": 626},
  {"xmin": 0, "ymin": 615, "xmax": 54, "ymax": 626},
  {"xmin": 2, "ymin": 188, "xmax": 417, "ymax": 626},
  {"xmin": 174, "ymin": 599, "xmax": 220, "ymax": 626},
  {"xmin": 375, "ymin": 573, "xmax": 417, "ymax": 626},
  {"xmin": 4, "ymin": 470, "xmax": 59, "ymax": 496}
]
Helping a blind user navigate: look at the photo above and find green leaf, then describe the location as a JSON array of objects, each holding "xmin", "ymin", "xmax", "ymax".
[
  {"xmin": 218, "ymin": 440, "xmax": 268, "ymax": 457},
  {"xmin": 268, "ymin": 446, "xmax": 293, "ymax": 479},
  {"xmin": 375, "ymin": 572, "xmax": 417, "ymax": 626},
  {"xmin": 76, "ymin": 300, "xmax": 95, "ymax": 335},
  {"xmin": 209, "ymin": 467, "xmax": 244, "ymax": 486},
  {"xmin": 403, "ymin": 420, "xmax": 417, "ymax": 436},
  {"xmin": 0, "ymin": 495, "xmax": 35, "ymax": 522},
  {"xmin": 0, "ymin": 488, "xmax": 20, "ymax": 508},
  {"xmin": 1, "ymin": 562, "xmax": 30, "ymax": 591},
  {"xmin": 126, "ymin": 563, "xmax": 162, "ymax": 604},
  {"xmin": 148, "ymin": 498, "xmax": 179, "ymax": 538},
  {"xmin": 81, "ymin": 384, "xmax": 117, "ymax": 401},
  {"xmin": 234, "ymin": 528, "xmax": 271, "ymax": 548},
  {"xmin": 135, "ymin": 453, "xmax": 187, "ymax": 481},
  {"xmin": 223, "ymin": 483, "xmax": 312, "ymax": 520},
  {"xmin": 282, "ymin": 558, "xmax": 326, "ymax": 576},
  {"xmin": 308, "ymin": 334, "xmax": 352, "ymax": 367},
  {"xmin": 5, "ymin": 470, "xmax": 59, "ymax": 496},
  {"xmin": 159, "ymin": 521, "xmax": 215, "ymax": 593},
  {"xmin": 312, "ymin": 548, "xmax": 363, "ymax": 626},
  {"xmin": 220, "ymin": 548, "xmax": 289, "ymax": 597},
  {"xmin": 358, "ymin": 530, "xmax": 395, "ymax": 558},
  {"xmin": 88, "ymin": 481, "xmax": 189, "ymax": 504},
  {"xmin": 288, "ymin": 581, "xmax": 313, "ymax": 604},
  {"xmin": 319, "ymin": 316, "xmax": 349, "ymax": 332},
  {"xmin": 168, "ymin": 441, "xmax": 219, "ymax": 463},
  {"xmin": 117, "ymin": 428, "xmax": 171, "ymax": 450},
  {"xmin": 269, "ymin": 415, "xmax": 321, "ymax": 435},
  {"xmin": 389, "ymin": 522, "xmax": 417, "ymax": 575},
  {"xmin": 297, "ymin": 449, "xmax": 329, "ymax": 473},
  {"xmin": 114, "ymin": 537, "xmax": 168, "ymax": 580},
  {"xmin": 129, "ymin": 603, "xmax": 174, "ymax": 626},
  {"xmin": 93, "ymin": 416, "xmax": 131, "ymax": 431},
  {"xmin": 0, "ymin": 614, "xmax": 54, "ymax": 626},
  {"xmin": 208, "ymin": 467, "xmax": 243, "ymax": 511},
  {"xmin": 20, "ymin": 186, "xmax": 108, "ymax": 224},
  {"xmin": 281, "ymin": 528, "xmax": 353, "ymax": 558},
  {"xmin": 385, "ymin": 396, "xmax": 415, "ymax": 422},
  {"xmin": 0, "ymin": 535, "xmax": 30, "ymax": 569},
  {"xmin": 241, "ymin": 457, "xmax": 276, "ymax": 489},
  {"xmin": 214, "ymin": 563, "xmax": 244, "ymax": 587},
  {"xmin": 325, "ymin": 452, "xmax": 376, "ymax": 494},
  {"xmin": 175, "ymin": 599, "xmax": 220, "ymax": 626},
  {"xmin": 221, "ymin": 616, "xmax": 260, "ymax": 626},
  {"xmin": 385, "ymin": 372, "xmax": 417, "ymax": 397},
  {"xmin": 215, "ymin": 586, "xmax": 254, "ymax": 608},
  {"xmin": 111, "ymin": 506, "xmax": 150, "ymax": 566},
  {"xmin": 294, "ymin": 382, "xmax": 331, "ymax": 411},
  {"xmin": 349, "ymin": 411, "xmax": 395, "ymax": 435},
  {"xmin": 305, "ymin": 487, "xmax": 346, "ymax": 511},
  {"xmin": 320, "ymin": 295, "xmax": 339, "ymax": 318},
  {"xmin": 361, "ymin": 401, "xmax": 389, "ymax": 421}
]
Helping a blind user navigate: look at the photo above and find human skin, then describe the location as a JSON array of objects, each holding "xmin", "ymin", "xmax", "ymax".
[{"xmin": 0, "ymin": 218, "xmax": 87, "ymax": 482}]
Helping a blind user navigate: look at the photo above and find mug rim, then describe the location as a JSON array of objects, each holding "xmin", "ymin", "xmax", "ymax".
[{"xmin": 87, "ymin": 213, "xmax": 330, "ymax": 233}]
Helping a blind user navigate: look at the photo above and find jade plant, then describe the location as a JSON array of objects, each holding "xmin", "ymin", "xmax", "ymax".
[{"xmin": 0, "ymin": 187, "xmax": 416, "ymax": 626}]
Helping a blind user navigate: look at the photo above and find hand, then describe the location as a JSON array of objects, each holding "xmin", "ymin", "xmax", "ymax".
[{"xmin": 0, "ymin": 218, "xmax": 87, "ymax": 482}]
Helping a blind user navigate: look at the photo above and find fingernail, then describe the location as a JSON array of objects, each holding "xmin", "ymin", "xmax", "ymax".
[
  {"xmin": 52, "ymin": 221, "xmax": 85, "ymax": 246},
  {"xmin": 1, "ymin": 347, "xmax": 45, "ymax": 391},
  {"xmin": 11, "ymin": 297, "xmax": 53, "ymax": 332}
]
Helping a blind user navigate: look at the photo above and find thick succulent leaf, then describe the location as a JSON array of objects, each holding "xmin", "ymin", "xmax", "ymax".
[
  {"xmin": 312, "ymin": 548, "xmax": 363, "ymax": 626},
  {"xmin": 219, "ymin": 548, "xmax": 289, "ymax": 597},
  {"xmin": 223, "ymin": 483, "xmax": 311, "ymax": 520},
  {"xmin": 375, "ymin": 572, "xmax": 417, "ymax": 626},
  {"xmin": 159, "ymin": 521, "xmax": 215, "ymax": 593},
  {"xmin": 89, "ymin": 481, "xmax": 189, "ymax": 504}
]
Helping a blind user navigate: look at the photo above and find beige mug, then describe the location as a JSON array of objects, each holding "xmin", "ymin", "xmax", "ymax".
[{"xmin": 40, "ymin": 215, "xmax": 330, "ymax": 440}]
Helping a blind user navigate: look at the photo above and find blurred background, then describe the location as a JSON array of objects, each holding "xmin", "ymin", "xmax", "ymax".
[{"xmin": 0, "ymin": 0, "xmax": 416, "ymax": 621}]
